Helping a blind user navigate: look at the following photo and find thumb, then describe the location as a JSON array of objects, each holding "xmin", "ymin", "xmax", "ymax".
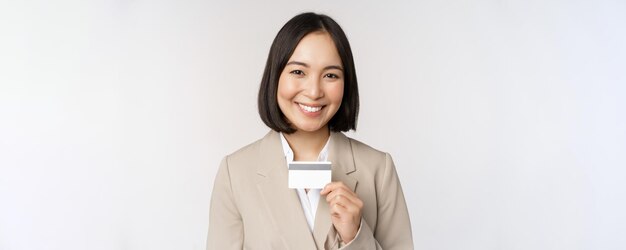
[{"xmin": 320, "ymin": 184, "xmax": 330, "ymax": 195}]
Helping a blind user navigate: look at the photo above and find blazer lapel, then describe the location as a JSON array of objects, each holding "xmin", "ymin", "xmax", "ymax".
[
  {"xmin": 256, "ymin": 131, "xmax": 317, "ymax": 249},
  {"xmin": 312, "ymin": 132, "xmax": 359, "ymax": 248}
]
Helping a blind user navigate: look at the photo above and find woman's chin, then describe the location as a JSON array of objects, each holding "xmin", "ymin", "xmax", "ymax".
[{"xmin": 293, "ymin": 123, "xmax": 326, "ymax": 133}]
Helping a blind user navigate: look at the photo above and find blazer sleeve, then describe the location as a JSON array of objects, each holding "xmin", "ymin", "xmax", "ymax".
[
  {"xmin": 206, "ymin": 156, "xmax": 244, "ymax": 250},
  {"xmin": 340, "ymin": 153, "xmax": 414, "ymax": 250}
]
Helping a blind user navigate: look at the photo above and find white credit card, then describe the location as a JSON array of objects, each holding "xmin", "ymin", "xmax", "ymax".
[{"xmin": 288, "ymin": 161, "xmax": 332, "ymax": 189}]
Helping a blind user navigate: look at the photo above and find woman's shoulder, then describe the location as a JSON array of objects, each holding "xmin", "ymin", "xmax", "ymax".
[
  {"xmin": 333, "ymin": 132, "xmax": 390, "ymax": 164},
  {"xmin": 346, "ymin": 136, "xmax": 386, "ymax": 156},
  {"xmin": 222, "ymin": 131, "xmax": 279, "ymax": 165},
  {"xmin": 334, "ymin": 133, "xmax": 396, "ymax": 183}
]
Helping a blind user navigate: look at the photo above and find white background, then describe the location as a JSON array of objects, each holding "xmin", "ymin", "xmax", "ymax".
[{"xmin": 1, "ymin": 0, "xmax": 625, "ymax": 249}]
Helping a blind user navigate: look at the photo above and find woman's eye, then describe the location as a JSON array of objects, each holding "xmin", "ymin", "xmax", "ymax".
[
  {"xmin": 325, "ymin": 73, "xmax": 339, "ymax": 79},
  {"xmin": 290, "ymin": 70, "xmax": 304, "ymax": 75}
]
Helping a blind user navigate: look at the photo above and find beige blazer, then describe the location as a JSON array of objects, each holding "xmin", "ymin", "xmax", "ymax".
[{"xmin": 207, "ymin": 131, "xmax": 413, "ymax": 250}]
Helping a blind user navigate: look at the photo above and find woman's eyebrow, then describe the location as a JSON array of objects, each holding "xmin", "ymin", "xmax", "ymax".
[
  {"xmin": 286, "ymin": 61, "xmax": 343, "ymax": 71},
  {"xmin": 324, "ymin": 65, "xmax": 343, "ymax": 71},
  {"xmin": 286, "ymin": 61, "xmax": 309, "ymax": 67}
]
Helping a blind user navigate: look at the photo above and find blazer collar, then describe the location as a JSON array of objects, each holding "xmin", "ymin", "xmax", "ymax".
[{"xmin": 255, "ymin": 130, "xmax": 359, "ymax": 249}]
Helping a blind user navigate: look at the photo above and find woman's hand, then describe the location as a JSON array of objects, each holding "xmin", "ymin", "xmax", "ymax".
[{"xmin": 320, "ymin": 181, "xmax": 363, "ymax": 244}]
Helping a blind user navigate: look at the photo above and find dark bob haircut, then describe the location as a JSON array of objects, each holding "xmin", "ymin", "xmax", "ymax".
[{"xmin": 257, "ymin": 12, "xmax": 359, "ymax": 134}]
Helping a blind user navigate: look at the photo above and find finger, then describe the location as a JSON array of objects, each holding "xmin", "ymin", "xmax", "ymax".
[
  {"xmin": 328, "ymin": 194, "xmax": 362, "ymax": 213},
  {"xmin": 325, "ymin": 185, "xmax": 354, "ymax": 197},
  {"xmin": 325, "ymin": 188, "xmax": 361, "ymax": 205},
  {"xmin": 319, "ymin": 181, "xmax": 335, "ymax": 194},
  {"xmin": 324, "ymin": 183, "xmax": 356, "ymax": 199},
  {"xmin": 320, "ymin": 182, "xmax": 336, "ymax": 195},
  {"xmin": 322, "ymin": 181, "xmax": 349, "ymax": 194},
  {"xmin": 322, "ymin": 182, "xmax": 364, "ymax": 210},
  {"xmin": 329, "ymin": 200, "xmax": 348, "ymax": 216},
  {"xmin": 328, "ymin": 195, "xmax": 362, "ymax": 213},
  {"xmin": 326, "ymin": 191, "xmax": 353, "ymax": 204},
  {"xmin": 328, "ymin": 201, "xmax": 361, "ymax": 223}
]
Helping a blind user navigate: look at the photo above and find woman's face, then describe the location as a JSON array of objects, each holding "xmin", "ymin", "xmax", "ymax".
[{"xmin": 277, "ymin": 31, "xmax": 344, "ymax": 133}]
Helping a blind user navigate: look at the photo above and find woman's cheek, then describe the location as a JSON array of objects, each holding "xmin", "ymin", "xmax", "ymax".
[
  {"xmin": 278, "ymin": 78, "xmax": 299, "ymax": 99},
  {"xmin": 328, "ymin": 82, "xmax": 344, "ymax": 104}
]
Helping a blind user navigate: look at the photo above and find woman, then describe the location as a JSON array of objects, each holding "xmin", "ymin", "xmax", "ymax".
[{"xmin": 207, "ymin": 12, "xmax": 413, "ymax": 250}]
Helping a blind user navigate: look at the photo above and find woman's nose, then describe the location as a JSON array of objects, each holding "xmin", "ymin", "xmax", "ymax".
[{"xmin": 303, "ymin": 75, "xmax": 324, "ymax": 99}]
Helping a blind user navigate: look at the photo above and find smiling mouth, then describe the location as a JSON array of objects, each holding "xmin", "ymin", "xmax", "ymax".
[{"xmin": 297, "ymin": 102, "xmax": 324, "ymax": 113}]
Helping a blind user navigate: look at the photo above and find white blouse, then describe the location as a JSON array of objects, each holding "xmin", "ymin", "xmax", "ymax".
[{"xmin": 279, "ymin": 132, "xmax": 330, "ymax": 232}]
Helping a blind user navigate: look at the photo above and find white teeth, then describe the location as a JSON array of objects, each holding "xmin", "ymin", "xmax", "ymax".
[{"xmin": 298, "ymin": 103, "xmax": 322, "ymax": 112}]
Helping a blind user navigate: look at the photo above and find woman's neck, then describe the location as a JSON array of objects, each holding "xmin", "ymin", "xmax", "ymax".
[{"xmin": 283, "ymin": 126, "xmax": 330, "ymax": 161}]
